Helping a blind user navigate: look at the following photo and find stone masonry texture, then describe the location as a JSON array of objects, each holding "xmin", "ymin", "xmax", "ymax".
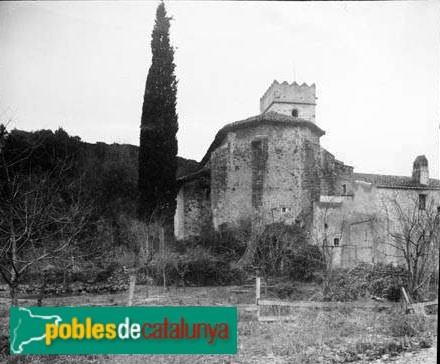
[{"xmin": 175, "ymin": 81, "xmax": 440, "ymax": 268}]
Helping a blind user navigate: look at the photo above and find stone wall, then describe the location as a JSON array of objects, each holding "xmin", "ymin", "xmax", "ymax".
[
  {"xmin": 266, "ymin": 102, "xmax": 316, "ymax": 122},
  {"xmin": 313, "ymin": 181, "xmax": 383, "ymax": 268},
  {"xmin": 174, "ymin": 177, "xmax": 211, "ymax": 240},
  {"xmin": 251, "ymin": 137, "xmax": 268, "ymax": 210},
  {"xmin": 375, "ymin": 188, "xmax": 440, "ymax": 263},
  {"xmin": 313, "ymin": 181, "xmax": 440, "ymax": 268},
  {"xmin": 175, "ymin": 111, "xmax": 439, "ymax": 265},
  {"xmin": 319, "ymin": 148, "xmax": 354, "ymax": 196},
  {"xmin": 19, "ymin": 266, "xmax": 130, "ymax": 296},
  {"xmin": 211, "ymin": 142, "xmax": 233, "ymax": 229},
  {"xmin": 210, "ymin": 123, "xmax": 325, "ymax": 229},
  {"xmin": 174, "ymin": 188, "xmax": 185, "ymax": 240}
]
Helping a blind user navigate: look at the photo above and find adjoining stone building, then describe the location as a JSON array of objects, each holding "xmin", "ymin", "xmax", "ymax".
[{"xmin": 175, "ymin": 81, "xmax": 440, "ymax": 267}]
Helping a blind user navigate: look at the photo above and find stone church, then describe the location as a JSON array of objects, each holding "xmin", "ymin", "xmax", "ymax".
[{"xmin": 174, "ymin": 81, "xmax": 440, "ymax": 267}]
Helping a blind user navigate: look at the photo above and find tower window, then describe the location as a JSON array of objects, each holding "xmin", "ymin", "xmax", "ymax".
[
  {"xmin": 334, "ymin": 238, "xmax": 340, "ymax": 246},
  {"xmin": 291, "ymin": 109, "xmax": 298, "ymax": 117},
  {"xmin": 419, "ymin": 194, "xmax": 426, "ymax": 210}
]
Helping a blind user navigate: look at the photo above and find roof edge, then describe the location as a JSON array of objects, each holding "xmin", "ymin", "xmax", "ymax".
[
  {"xmin": 177, "ymin": 168, "xmax": 210, "ymax": 186},
  {"xmin": 354, "ymin": 172, "xmax": 440, "ymax": 190},
  {"xmin": 199, "ymin": 112, "xmax": 325, "ymax": 167}
]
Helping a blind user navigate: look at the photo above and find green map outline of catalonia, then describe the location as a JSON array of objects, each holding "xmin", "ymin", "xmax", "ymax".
[{"xmin": 11, "ymin": 307, "xmax": 62, "ymax": 354}]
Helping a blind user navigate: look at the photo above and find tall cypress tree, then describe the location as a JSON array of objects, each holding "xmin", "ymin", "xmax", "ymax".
[{"xmin": 138, "ymin": 1, "xmax": 178, "ymax": 225}]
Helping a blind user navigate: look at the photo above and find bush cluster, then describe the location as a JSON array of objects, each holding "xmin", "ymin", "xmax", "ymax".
[
  {"xmin": 18, "ymin": 263, "xmax": 130, "ymax": 296},
  {"xmin": 388, "ymin": 314, "xmax": 425, "ymax": 337},
  {"xmin": 268, "ymin": 282, "xmax": 299, "ymax": 299},
  {"xmin": 324, "ymin": 263, "xmax": 409, "ymax": 302},
  {"xmin": 286, "ymin": 244, "xmax": 325, "ymax": 281},
  {"xmin": 251, "ymin": 223, "xmax": 325, "ymax": 281},
  {"xmin": 145, "ymin": 222, "xmax": 325, "ymax": 287},
  {"xmin": 147, "ymin": 242, "xmax": 246, "ymax": 287},
  {"xmin": 34, "ymin": 261, "xmax": 125, "ymax": 286}
]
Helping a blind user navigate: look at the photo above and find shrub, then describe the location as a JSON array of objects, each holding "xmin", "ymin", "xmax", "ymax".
[
  {"xmin": 146, "ymin": 247, "xmax": 246, "ymax": 287},
  {"xmin": 324, "ymin": 263, "xmax": 409, "ymax": 302},
  {"xmin": 223, "ymin": 266, "xmax": 246, "ymax": 285},
  {"xmin": 182, "ymin": 247, "xmax": 246, "ymax": 286},
  {"xmin": 387, "ymin": 313, "xmax": 429, "ymax": 337},
  {"xmin": 323, "ymin": 269, "xmax": 364, "ymax": 301},
  {"xmin": 95, "ymin": 261, "xmax": 121, "ymax": 282},
  {"xmin": 180, "ymin": 224, "xmax": 248, "ymax": 262},
  {"xmin": 254, "ymin": 222, "xmax": 308, "ymax": 277},
  {"xmin": 181, "ymin": 248, "xmax": 222, "ymax": 286},
  {"xmin": 269, "ymin": 281, "xmax": 299, "ymax": 299},
  {"xmin": 147, "ymin": 250, "xmax": 181, "ymax": 286},
  {"xmin": 0, "ymin": 335, "xmax": 8, "ymax": 356},
  {"xmin": 286, "ymin": 244, "xmax": 324, "ymax": 281}
]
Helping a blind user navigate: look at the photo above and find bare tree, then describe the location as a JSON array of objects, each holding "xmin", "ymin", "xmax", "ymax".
[
  {"xmin": 0, "ymin": 127, "xmax": 88, "ymax": 305},
  {"xmin": 121, "ymin": 205, "xmax": 172, "ymax": 296},
  {"xmin": 236, "ymin": 216, "xmax": 263, "ymax": 270},
  {"xmin": 382, "ymin": 194, "xmax": 439, "ymax": 300}
]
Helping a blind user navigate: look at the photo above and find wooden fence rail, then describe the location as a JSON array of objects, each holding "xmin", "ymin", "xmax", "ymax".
[
  {"xmin": 401, "ymin": 287, "xmax": 438, "ymax": 316},
  {"xmin": 259, "ymin": 299, "xmax": 395, "ymax": 309},
  {"xmin": 255, "ymin": 278, "xmax": 437, "ymax": 322}
]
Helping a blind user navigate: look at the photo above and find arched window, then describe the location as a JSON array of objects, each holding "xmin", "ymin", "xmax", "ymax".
[{"xmin": 291, "ymin": 109, "xmax": 298, "ymax": 117}]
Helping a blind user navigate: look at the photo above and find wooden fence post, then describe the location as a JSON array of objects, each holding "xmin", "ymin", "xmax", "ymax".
[
  {"xmin": 401, "ymin": 287, "xmax": 411, "ymax": 310},
  {"xmin": 256, "ymin": 276, "xmax": 261, "ymax": 321},
  {"xmin": 256, "ymin": 276, "xmax": 261, "ymax": 304},
  {"xmin": 159, "ymin": 226, "xmax": 167, "ymax": 292},
  {"xmin": 127, "ymin": 270, "xmax": 137, "ymax": 307}
]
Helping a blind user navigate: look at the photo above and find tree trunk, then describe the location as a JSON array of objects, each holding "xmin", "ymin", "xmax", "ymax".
[
  {"xmin": 10, "ymin": 224, "xmax": 19, "ymax": 306},
  {"xmin": 37, "ymin": 272, "xmax": 46, "ymax": 307},
  {"xmin": 237, "ymin": 219, "xmax": 262, "ymax": 268},
  {"xmin": 159, "ymin": 226, "xmax": 167, "ymax": 291},
  {"xmin": 10, "ymin": 278, "xmax": 18, "ymax": 307}
]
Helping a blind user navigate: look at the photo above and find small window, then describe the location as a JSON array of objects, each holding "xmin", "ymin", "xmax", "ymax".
[
  {"xmin": 437, "ymin": 206, "xmax": 440, "ymax": 214},
  {"xmin": 291, "ymin": 109, "xmax": 298, "ymax": 117},
  {"xmin": 342, "ymin": 184, "xmax": 347, "ymax": 194},
  {"xmin": 333, "ymin": 238, "xmax": 340, "ymax": 247},
  {"xmin": 324, "ymin": 223, "xmax": 328, "ymax": 229},
  {"xmin": 419, "ymin": 194, "xmax": 426, "ymax": 210},
  {"xmin": 281, "ymin": 207, "xmax": 290, "ymax": 213}
]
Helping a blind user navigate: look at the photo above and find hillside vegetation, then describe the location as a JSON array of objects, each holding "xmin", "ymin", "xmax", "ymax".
[{"xmin": 0, "ymin": 127, "xmax": 198, "ymax": 288}]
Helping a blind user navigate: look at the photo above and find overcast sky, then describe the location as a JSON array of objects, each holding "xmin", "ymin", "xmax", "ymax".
[{"xmin": 1, "ymin": 0, "xmax": 439, "ymax": 178}]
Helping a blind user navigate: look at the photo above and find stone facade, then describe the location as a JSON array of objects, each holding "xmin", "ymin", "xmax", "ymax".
[
  {"xmin": 174, "ymin": 170, "xmax": 211, "ymax": 240},
  {"xmin": 210, "ymin": 121, "xmax": 323, "ymax": 229},
  {"xmin": 313, "ymin": 179, "xmax": 440, "ymax": 268},
  {"xmin": 175, "ymin": 80, "xmax": 440, "ymax": 267}
]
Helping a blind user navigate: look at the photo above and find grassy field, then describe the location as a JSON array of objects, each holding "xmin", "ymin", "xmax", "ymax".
[{"xmin": 0, "ymin": 285, "xmax": 437, "ymax": 364}]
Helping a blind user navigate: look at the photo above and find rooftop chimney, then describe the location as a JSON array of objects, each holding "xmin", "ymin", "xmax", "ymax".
[{"xmin": 412, "ymin": 155, "xmax": 429, "ymax": 185}]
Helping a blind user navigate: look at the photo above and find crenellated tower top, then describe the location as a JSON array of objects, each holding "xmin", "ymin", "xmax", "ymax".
[{"xmin": 260, "ymin": 80, "xmax": 317, "ymax": 123}]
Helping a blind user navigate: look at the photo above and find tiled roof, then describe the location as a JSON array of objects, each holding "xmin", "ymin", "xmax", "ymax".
[
  {"xmin": 354, "ymin": 173, "xmax": 440, "ymax": 190},
  {"xmin": 199, "ymin": 112, "xmax": 325, "ymax": 166},
  {"xmin": 177, "ymin": 167, "xmax": 210, "ymax": 185}
]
